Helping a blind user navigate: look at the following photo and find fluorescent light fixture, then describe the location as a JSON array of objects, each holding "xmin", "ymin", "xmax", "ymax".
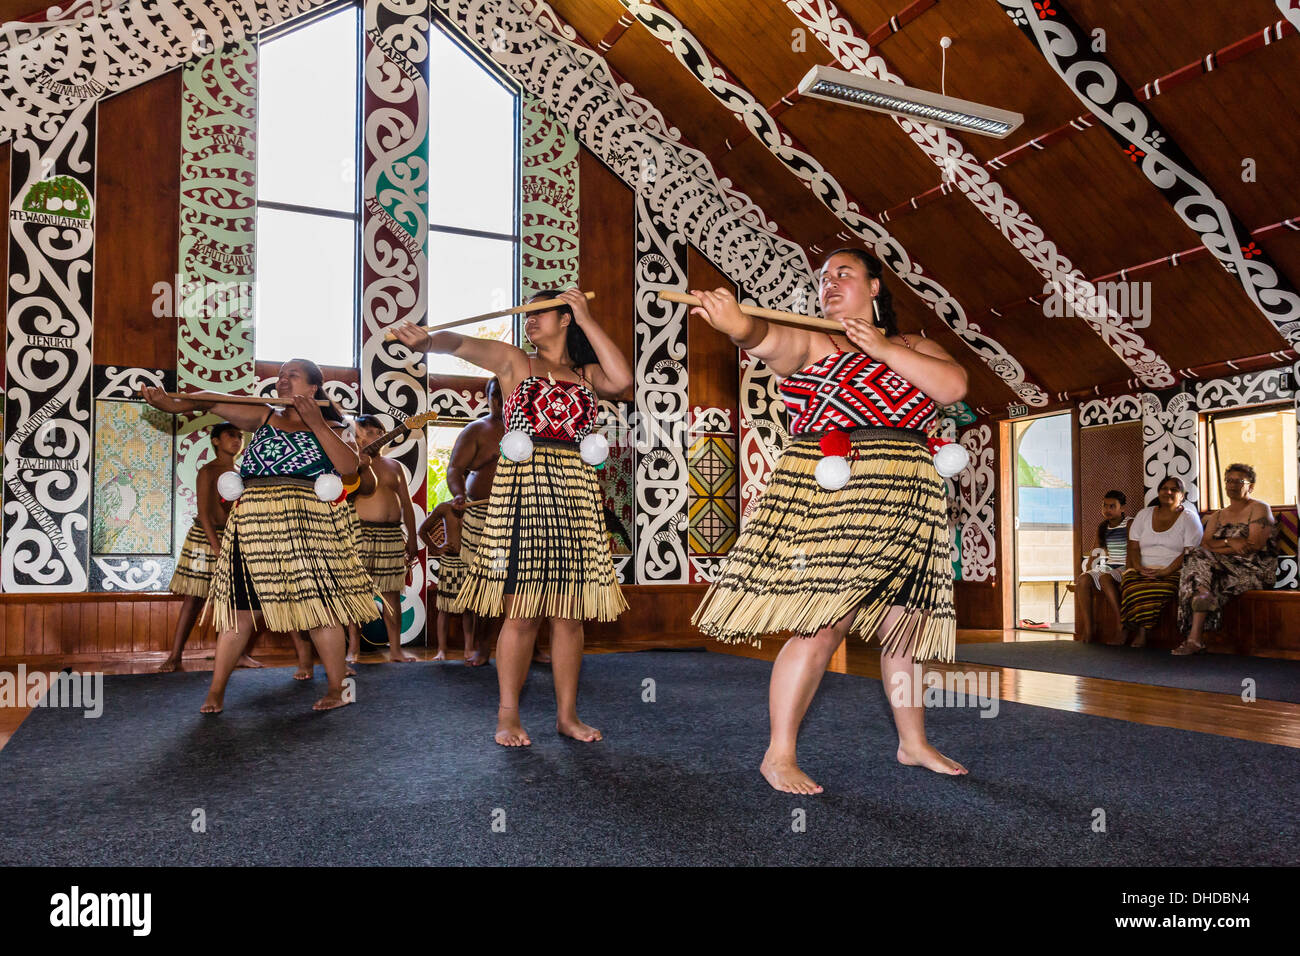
[{"xmin": 797, "ymin": 64, "xmax": 1024, "ymax": 139}]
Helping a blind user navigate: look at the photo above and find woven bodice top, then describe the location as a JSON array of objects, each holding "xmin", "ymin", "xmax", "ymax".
[
  {"xmin": 240, "ymin": 422, "xmax": 332, "ymax": 478},
  {"xmin": 504, "ymin": 366, "xmax": 599, "ymax": 442},
  {"xmin": 779, "ymin": 345, "xmax": 938, "ymax": 437}
]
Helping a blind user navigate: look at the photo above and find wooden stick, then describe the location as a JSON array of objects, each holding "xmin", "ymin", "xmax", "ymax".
[
  {"xmin": 384, "ymin": 291, "xmax": 597, "ymax": 342},
  {"xmin": 657, "ymin": 290, "xmax": 843, "ymax": 332},
  {"xmin": 157, "ymin": 392, "xmax": 329, "ymax": 406}
]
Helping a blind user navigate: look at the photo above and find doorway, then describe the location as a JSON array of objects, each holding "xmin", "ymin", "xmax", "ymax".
[{"xmin": 1012, "ymin": 413, "xmax": 1075, "ymax": 632}]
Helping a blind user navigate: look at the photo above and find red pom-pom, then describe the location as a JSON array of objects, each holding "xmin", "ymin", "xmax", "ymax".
[
  {"xmin": 819, "ymin": 429, "xmax": 851, "ymax": 457},
  {"xmin": 927, "ymin": 437, "xmax": 947, "ymax": 455}
]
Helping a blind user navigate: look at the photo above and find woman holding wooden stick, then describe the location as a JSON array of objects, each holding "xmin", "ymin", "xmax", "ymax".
[
  {"xmin": 391, "ymin": 289, "xmax": 632, "ymax": 747},
  {"xmin": 690, "ymin": 249, "xmax": 970, "ymax": 794},
  {"xmin": 142, "ymin": 358, "xmax": 381, "ymax": 713}
]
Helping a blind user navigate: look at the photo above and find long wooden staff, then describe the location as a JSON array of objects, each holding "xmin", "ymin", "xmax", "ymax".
[
  {"xmin": 383, "ymin": 291, "xmax": 597, "ymax": 342},
  {"xmin": 155, "ymin": 391, "xmax": 330, "ymax": 406},
  {"xmin": 657, "ymin": 291, "xmax": 843, "ymax": 332}
]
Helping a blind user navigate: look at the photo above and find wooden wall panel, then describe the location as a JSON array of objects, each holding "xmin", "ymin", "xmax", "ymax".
[
  {"xmin": 577, "ymin": 147, "xmax": 635, "ymax": 368},
  {"xmin": 93, "ymin": 71, "xmax": 182, "ymax": 370},
  {"xmin": 686, "ymin": 246, "xmax": 738, "ymax": 415}
]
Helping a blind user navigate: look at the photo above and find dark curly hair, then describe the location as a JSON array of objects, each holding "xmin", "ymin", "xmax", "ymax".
[
  {"xmin": 531, "ymin": 290, "xmax": 598, "ymax": 367},
  {"xmin": 821, "ymin": 248, "xmax": 897, "ymax": 337}
]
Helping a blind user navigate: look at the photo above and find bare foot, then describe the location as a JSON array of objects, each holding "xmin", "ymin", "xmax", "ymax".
[
  {"xmin": 200, "ymin": 693, "xmax": 223, "ymax": 714},
  {"xmin": 760, "ymin": 751, "xmax": 823, "ymax": 794},
  {"xmin": 557, "ymin": 718, "xmax": 602, "ymax": 742},
  {"xmin": 532, "ymin": 649, "xmax": 552, "ymax": 665},
  {"xmin": 313, "ymin": 690, "xmax": 349, "ymax": 711},
  {"xmin": 495, "ymin": 708, "xmax": 531, "ymax": 746},
  {"xmin": 389, "ymin": 650, "xmax": 418, "ymax": 662},
  {"xmin": 897, "ymin": 742, "xmax": 967, "ymax": 775},
  {"xmin": 293, "ymin": 666, "xmax": 313, "ymax": 681},
  {"xmin": 465, "ymin": 649, "xmax": 490, "ymax": 667},
  {"xmin": 432, "ymin": 650, "xmax": 447, "ymax": 661},
  {"xmin": 237, "ymin": 654, "xmax": 263, "ymax": 668},
  {"xmin": 345, "ymin": 662, "xmax": 357, "ymax": 677},
  {"xmin": 157, "ymin": 657, "xmax": 180, "ymax": 674}
]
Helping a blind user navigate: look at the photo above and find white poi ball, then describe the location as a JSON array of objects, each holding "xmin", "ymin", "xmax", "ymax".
[
  {"xmin": 217, "ymin": 471, "xmax": 245, "ymax": 501},
  {"xmin": 314, "ymin": 473, "xmax": 344, "ymax": 502},
  {"xmin": 501, "ymin": 429, "xmax": 534, "ymax": 462},
  {"xmin": 580, "ymin": 433, "xmax": 610, "ymax": 466},
  {"xmin": 933, "ymin": 442, "xmax": 970, "ymax": 478},
  {"xmin": 814, "ymin": 455, "xmax": 851, "ymax": 491}
]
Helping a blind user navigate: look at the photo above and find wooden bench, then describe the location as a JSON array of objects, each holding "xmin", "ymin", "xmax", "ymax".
[{"xmin": 1081, "ymin": 505, "xmax": 1300, "ymax": 658}]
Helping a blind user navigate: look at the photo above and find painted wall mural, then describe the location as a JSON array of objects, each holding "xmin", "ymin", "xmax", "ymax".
[
  {"xmin": 174, "ymin": 43, "xmax": 258, "ymax": 560},
  {"xmin": 363, "ymin": 0, "xmax": 431, "ymax": 643},
  {"xmin": 88, "ymin": 365, "xmax": 177, "ymax": 592},
  {"xmin": 633, "ymin": 192, "xmax": 689, "ymax": 583},
  {"xmin": 1079, "ymin": 395, "xmax": 1144, "ymax": 428},
  {"xmin": 3, "ymin": 99, "xmax": 97, "ymax": 591},
  {"xmin": 521, "ymin": 92, "xmax": 578, "ymax": 297}
]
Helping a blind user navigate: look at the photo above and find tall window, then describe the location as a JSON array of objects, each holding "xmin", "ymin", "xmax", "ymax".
[
  {"xmin": 1200, "ymin": 404, "xmax": 1298, "ymax": 510},
  {"xmin": 252, "ymin": 10, "xmax": 518, "ymax": 375},
  {"xmin": 255, "ymin": 3, "xmax": 360, "ymax": 367},
  {"xmin": 426, "ymin": 23, "xmax": 519, "ymax": 376}
]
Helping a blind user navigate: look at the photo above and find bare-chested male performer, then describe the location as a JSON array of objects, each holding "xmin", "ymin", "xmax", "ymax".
[{"xmin": 346, "ymin": 415, "xmax": 420, "ymax": 663}]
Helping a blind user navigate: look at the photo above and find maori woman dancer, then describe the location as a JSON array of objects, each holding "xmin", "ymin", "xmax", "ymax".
[
  {"xmin": 393, "ymin": 289, "xmax": 632, "ymax": 746},
  {"xmin": 691, "ymin": 249, "xmax": 970, "ymax": 793},
  {"xmin": 143, "ymin": 359, "xmax": 381, "ymax": 713}
]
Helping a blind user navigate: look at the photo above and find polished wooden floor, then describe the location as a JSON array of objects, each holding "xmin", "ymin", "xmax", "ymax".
[{"xmin": 2, "ymin": 630, "xmax": 1297, "ymax": 752}]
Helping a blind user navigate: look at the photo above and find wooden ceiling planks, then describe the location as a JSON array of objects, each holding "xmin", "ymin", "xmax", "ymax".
[
  {"xmin": 709, "ymin": 138, "xmax": 851, "ymax": 250},
  {"xmin": 1142, "ymin": 40, "xmax": 1300, "ymax": 235},
  {"xmin": 854, "ymin": 0, "xmax": 1095, "ymax": 165},
  {"xmin": 990, "ymin": 128, "xmax": 1199, "ymax": 280},
  {"xmin": 1067, "ymin": 0, "xmax": 1288, "ymax": 87},
  {"xmin": 1128, "ymin": 254, "xmax": 1289, "ymax": 373}
]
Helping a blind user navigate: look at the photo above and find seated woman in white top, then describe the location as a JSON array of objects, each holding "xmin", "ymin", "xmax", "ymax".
[{"xmin": 1118, "ymin": 476, "xmax": 1204, "ymax": 647}]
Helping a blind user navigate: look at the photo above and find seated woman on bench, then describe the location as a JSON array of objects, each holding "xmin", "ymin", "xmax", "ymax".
[{"xmin": 1173, "ymin": 463, "xmax": 1278, "ymax": 656}]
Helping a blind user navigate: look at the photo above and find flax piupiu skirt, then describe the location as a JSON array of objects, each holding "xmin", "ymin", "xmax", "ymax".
[
  {"xmin": 435, "ymin": 552, "xmax": 468, "ymax": 612},
  {"xmin": 356, "ymin": 520, "xmax": 408, "ymax": 593},
  {"xmin": 455, "ymin": 441, "xmax": 628, "ymax": 621},
  {"xmin": 169, "ymin": 521, "xmax": 221, "ymax": 598},
  {"xmin": 205, "ymin": 478, "xmax": 383, "ymax": 633},
  {"xmin": 692, "ymin": 427, "xmax": 956, "ymax": 662}
]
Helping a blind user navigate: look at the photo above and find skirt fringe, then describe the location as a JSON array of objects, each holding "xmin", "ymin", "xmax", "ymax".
[
  {"xmin": 169, "ymin": 522, "xmax": 217, "ymax": 598},
  {"xmin": 356, "ymin": 520, "xmax": 408, "ymax": 593},
  {"xmin": 455, "ymin": 444, "xmax": 627, "ymax": 622},
  {"xmin": 692, "ymin": 431, "xmax": 956, "ymax": 662},
  {"xmin": 205, "ymin": 482, "xmax": 382, "ymax": 633},
  {"xmin": 435, "ymin": 552, "xmax": 467, "ymax": 612}
]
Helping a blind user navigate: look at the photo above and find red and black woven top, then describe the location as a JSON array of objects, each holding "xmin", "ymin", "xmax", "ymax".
[
  {"xmin": 503, "ymin": 361, "xmax": 598, "ymax": 442},
  {"xmin": 779, "ymin": 343, "xmax": 937, "ymax": 437}
]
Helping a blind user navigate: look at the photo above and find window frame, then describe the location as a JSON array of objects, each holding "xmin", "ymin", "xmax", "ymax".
[{"xmin": 1199, "ymin": 400, "xmax": 1297, "ymax": 511}]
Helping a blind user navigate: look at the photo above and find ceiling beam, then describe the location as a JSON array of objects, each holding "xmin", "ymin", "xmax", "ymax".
[
  {"xmin": 999, "ymin": 0, "xmax": 1300, "ymax": 351},
  {"xmin": 616, "ymin": 0, "xmax": 1051, "ymax": 406},
  {"xmin": 983, "ymin": 215, "xmax": 1300, "ymax": 322},
  {"xmin": 871, "ymin": 17, "xmax": 1298, "ymax": 191},
  {"xmin": 781, "ymin": 0, "xmax": 1174, "ymax": 393}
]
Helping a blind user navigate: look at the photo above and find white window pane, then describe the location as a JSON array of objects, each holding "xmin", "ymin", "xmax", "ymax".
[
  {"xmin": 258, "ymin": 7, "xmax": 359, "ymax": 213},
  {"xmin": 428, "ymin": 27, "xmax": 516, "ymax": 235},
  {"xmin": 255, "ymin": 208, "xmax": 355, "ymax": 367},
  {"xmin": 427, "ymin": 231, "xmax": 515, "ymax": 376}
]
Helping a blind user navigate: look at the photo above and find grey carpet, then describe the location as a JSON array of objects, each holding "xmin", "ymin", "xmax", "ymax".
[
  {"xmin": 0, "ymin": 651, "xmax": 1294, "ymax": 866},
  {"xmin": 952, "ymin": 641, "xmax": 1300, "ymax": 703}
]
